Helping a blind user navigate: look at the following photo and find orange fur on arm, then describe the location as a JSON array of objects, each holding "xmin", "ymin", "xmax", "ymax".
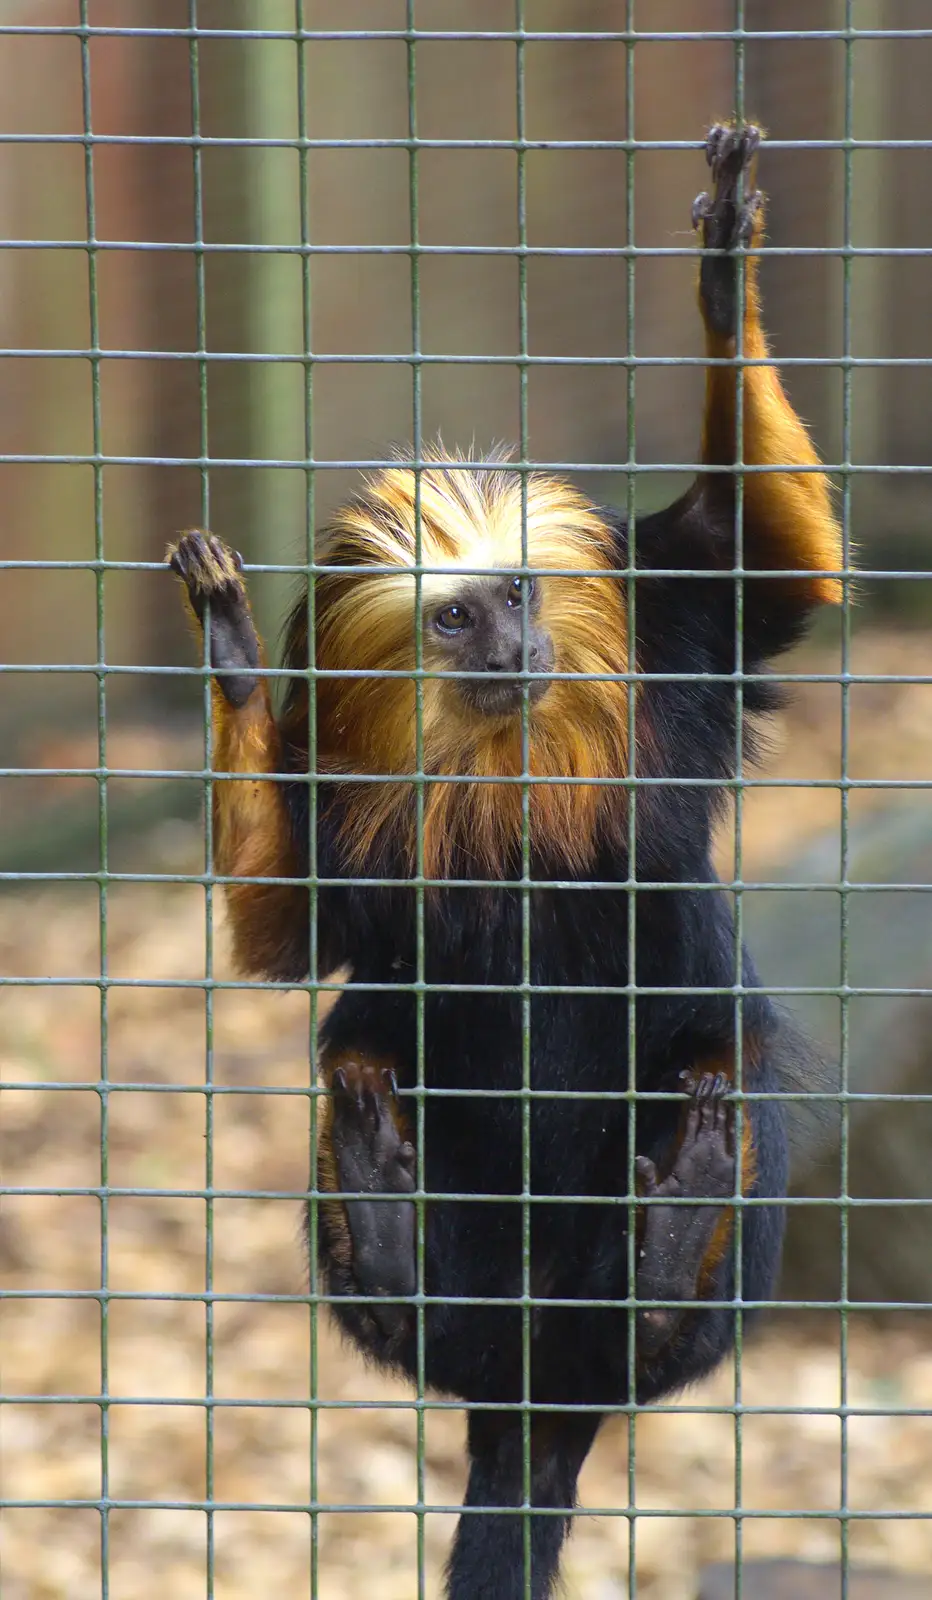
[
  {"xmin": 167, "ymin": 530, "xmax": 310, "ymax": 982},
  {"xmin": 698, "ymin": 176, "xmax": 844, "ymax": 607},
  {"xmin": 208, "ymin": 678, "xmax": 309, "ymax": 981}
]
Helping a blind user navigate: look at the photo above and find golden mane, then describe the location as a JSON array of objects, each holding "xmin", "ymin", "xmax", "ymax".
[{"xmin": 310, "ymin": 451, "xmax": 631, "ymax": 878}]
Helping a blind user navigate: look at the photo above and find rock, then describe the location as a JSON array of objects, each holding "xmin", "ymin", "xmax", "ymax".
[
  {"xmin": 742, "ymin": 799, "xmax": 932, "ymax": 1303},
  {"xmin": 697, "ymin": 1559, "xmax": 928, "ymax": 1598}
]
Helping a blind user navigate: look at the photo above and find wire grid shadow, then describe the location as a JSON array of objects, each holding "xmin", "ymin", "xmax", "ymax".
[{"xmin": 2, "ymin": 6, "xmax": 932, "ymax": 1600}]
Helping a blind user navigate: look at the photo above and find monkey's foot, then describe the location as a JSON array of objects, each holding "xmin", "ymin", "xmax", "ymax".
[
  {"xmin": 634, "ymin": 1070, "xmax": 737, "ymax": 1357},
  {"xmin": 329, "ymin": 1060, "xmax": 417, "ymax": 1337},
  {"xmin": 167, "ymin": 529, "xmax": 261, "ymax": 708},
  {"xmin": 693, "ymin": 122, "xmax": 764, "ymax": 339}
]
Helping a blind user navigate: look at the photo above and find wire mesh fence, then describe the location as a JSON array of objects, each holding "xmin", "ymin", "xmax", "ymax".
[{"xmin": 2, "ymin": 5, "xmax": 932, "ymax": 1599}]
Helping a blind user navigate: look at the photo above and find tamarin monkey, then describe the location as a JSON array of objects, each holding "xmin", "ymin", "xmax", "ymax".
[{"xmin": 169, "ymin": 126, "xmax": 841, "ymax": 1599}]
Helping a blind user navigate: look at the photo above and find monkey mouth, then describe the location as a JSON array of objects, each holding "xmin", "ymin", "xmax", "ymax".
[{"xmin": 459, "ymin": 675, "xmax": 552, "ymax": 717}]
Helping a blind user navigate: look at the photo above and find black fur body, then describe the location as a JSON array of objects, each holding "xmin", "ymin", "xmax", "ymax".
[{"xmin": 291, "ymin": 505, "xmax": 791, "ymax": 1407}]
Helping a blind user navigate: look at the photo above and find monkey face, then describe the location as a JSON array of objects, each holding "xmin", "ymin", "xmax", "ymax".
[{"xmin": 426, "ymin": 574, "xmax": 555, "ymax": 717}]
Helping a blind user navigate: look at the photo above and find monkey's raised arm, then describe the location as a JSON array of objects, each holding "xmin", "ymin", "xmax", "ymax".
[
  {"xmin": 168, "ymin": 532, "xmax": 315, "ymax": 982},
  {"xmin": 638, "ymin": 124, "xmax": 843, "ymax": 654}
]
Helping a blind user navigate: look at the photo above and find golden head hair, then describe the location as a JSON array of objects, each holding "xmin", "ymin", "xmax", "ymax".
[{"xmin": 304, "ymin": 450, "xmax": 631, "ymax": 878}]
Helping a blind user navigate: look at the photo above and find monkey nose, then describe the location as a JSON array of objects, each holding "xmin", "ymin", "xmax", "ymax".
[{"xmin": 486, "ymin": 643, "xmax": 539, "ymax": 673}]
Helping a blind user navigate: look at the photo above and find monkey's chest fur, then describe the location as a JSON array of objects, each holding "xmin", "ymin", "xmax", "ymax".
[{"xmin": 317, "ymin": 869, "xmax": 754, "ymax": 1401}]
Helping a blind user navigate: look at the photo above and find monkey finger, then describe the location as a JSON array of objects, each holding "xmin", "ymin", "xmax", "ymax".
[
  {"xmin": 734, "ymin": 192, "xmax": 763, "ymax": 248},
  {"xmin": 692, "ymin": 190, "xmax": 712, "ymax": 230},
  {"xmin": 740, "ymin": 124, "xmax": 762, "ymax": 163},
  {"xmin": 707, "ymin": 121, "xmax": 761, "ymax": 186},
  {"xmin": 166, "ymin": 533, "xmax": 201, "ymax": 581},
  {"xmin": 635, "ymin": 1154, "xmax": 659, "ymax": 1194},
  {"xmin": 705, "ymin": 123, "xmax": 729, "ymax": 169},
  {"xmin": 167, "ymin": 530, "xmax": 212, "ymax": 595},
  {"xmin": 691, "ymin": 1070, "xmax": 725, "ymax": 1135}
]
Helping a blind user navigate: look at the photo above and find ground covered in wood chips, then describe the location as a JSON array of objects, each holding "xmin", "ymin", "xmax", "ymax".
[{"xmin": 3, "ymin": 630, "xmax": 932, "ymax": 1598}]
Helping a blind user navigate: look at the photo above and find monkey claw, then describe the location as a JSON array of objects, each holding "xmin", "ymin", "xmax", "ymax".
[
  {"xmin": 329, "ymin": 1062, "xmax": 418, "ymax": 1335},
  {"xmin": 693, "ymin": 121, "xmax": 764, "ymax": 339},
  {"xmin": 634, "ymin": 1070, "xmax": 738, "ymax": 1357},
  {"xmin": 167, "ymin": 529, "xmax": 261, "ymax": 709}
]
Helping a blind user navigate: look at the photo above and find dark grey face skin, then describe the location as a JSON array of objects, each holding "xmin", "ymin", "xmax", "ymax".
[{"xmin": 428, "ymin": 574, "xmax": 555, "ymax": 717}]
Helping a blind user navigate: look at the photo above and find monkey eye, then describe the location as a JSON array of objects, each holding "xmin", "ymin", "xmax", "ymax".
[
  {"xmin": 435, "ymin": 602, "xmax": 470, "ymax": 633},
  {"xmin": 506, "ymin": 575, "xmax": 534, "ymax": 606}
]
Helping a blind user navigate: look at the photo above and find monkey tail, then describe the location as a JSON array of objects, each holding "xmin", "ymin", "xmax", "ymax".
[{"xmin": 444, "ymin": 1412, "xmax": 599, "ymax": 1600}]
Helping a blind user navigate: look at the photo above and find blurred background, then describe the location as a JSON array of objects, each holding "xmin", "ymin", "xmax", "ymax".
[{"xmin": 2, "ymin": 3, "xmax": 932, "ymax": 1597}]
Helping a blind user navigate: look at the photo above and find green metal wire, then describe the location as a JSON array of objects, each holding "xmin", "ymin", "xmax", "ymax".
[
  {"xmin": 731, "ymin": 13, "xmax": 748, "ymax": 1595},
  {"xmin": 514, "ymin": 4, "xmax": 534, "ymax": 1593},
  {"xmin": 78, "ymin": 8, "xmax": 109, "ymax": 1596},
  {"xmin": 3, "ymin": 14, "xmax": 923, "ymax": 1600},
  {"xmin": 623, "ymin": 7, "xmax": 638, "ymax": 1591},
  {"xmin": 294, "ymin": 5, "xmax": 321, "ymax": 1592},
  {"xmin": 839, "ymin": 9, "xmax": 856, "ymax": 1596},
  {"xmin": 0, "ymin": 22, "xmax": 930, "ymax": 43},
  {"xmin": 187, "ymin": 14, "xmax": 216, "ymax": 1597},
  {"xmin": 405, "ymin": 10, "xmax": 428, "ymax": 1593}
]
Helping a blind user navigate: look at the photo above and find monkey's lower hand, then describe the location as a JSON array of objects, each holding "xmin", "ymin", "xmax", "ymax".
[
  {"xmin": 693, "ymin": 121, "xmax": 764, "ymax": 340},
  {"xmin": 634, "ymin": 1071, "xmax": 737, "ymax": 1358},
  {"xmin": 167, "ymin": 530, "xmax": 261, "ymax": 709},
  {"xmin": 329, "ymin": 1059, "xmax": 417, "ymax": 1339}
]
